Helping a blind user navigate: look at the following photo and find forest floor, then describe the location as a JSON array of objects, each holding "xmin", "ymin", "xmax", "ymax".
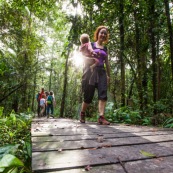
[{"xmin": 31, "ymin": 118, "xmax": 173, "ymax": 173}]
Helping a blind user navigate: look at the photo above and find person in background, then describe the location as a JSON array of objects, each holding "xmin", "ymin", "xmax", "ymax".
[
  {"xmin": 39, "ymin": 94, "xmax": 46, "ymax": 117},
  {"xmin": 80, "ymin": 26, "xmax": 111, "ymax": 125},
  {"xmin": 36, "ymin": 88, "xmax": 45, "ymax": 117},
  {"xmin": 80, "ymin": 33, "xmax": 99, "ymax": 72},
  {"xmin": 46, "ymin": 91, "xmax": 55, "ymax": 118},
  {"xmin": 44, "ymin": 91, "xmax": 49, "ymax": 116}
]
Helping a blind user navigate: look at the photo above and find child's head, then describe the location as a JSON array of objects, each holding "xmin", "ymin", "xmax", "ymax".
[
  {"xmin": 80, "ymin": 33, "xmax": 90, "ymax": 44},
  {"xmin": 50, "ymin": 91, "xmax": 53, "ymax": 95},
  {"xmin": 45, "ymin": 91, "xmax": 49, "ymax": 96}
]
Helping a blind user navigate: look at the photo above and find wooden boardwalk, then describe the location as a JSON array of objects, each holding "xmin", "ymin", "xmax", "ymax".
[{"xmin": 32, "ymin": 118, "xmax": 173, "ymax": 173}]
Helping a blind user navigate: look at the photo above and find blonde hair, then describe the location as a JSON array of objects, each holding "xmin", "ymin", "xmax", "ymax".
[{"xmin": 80, "ymin": 33, "xmax": 90, "ymax": 44}]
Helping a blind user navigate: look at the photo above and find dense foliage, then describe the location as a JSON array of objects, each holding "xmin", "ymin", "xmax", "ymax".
[
  {"xmin": 1, "ymin": 0, "xmax": 173, "ymax": 171},
  {"xmin": 1, "ymin": 0, "xmax": 173, "ymax": 127},
  {"xmin": 0, "ymin": 108, "xmax": 32, "ymax": 172}
]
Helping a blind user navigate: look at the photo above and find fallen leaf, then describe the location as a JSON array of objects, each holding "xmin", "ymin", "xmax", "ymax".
[
  {"xmin": 58, "ymin": 148, "xmax": 63, "ymax": 152},
  {"xmin": 156, "ymin": 157, "xmax": 164, "ymax": 161},
  {"xmin": 97, "ymin": 134, "xmax": 103, "ymax": 136},
  {"xmin": 85, "ymin": 165, "xmax": 91, "ymax": 171},
  {"xmin": 96, "ymin": 146, "xmax": 102, "ymax": 149},
  {"xmin": 97, "ymin": 137, "xmax": 104, "ymax": 143},
  {"xmin": 39, "ymin": 162, "xmax": 46, "ymax": 166},
  {"xmin": 140, "ymin": 150, "xmax": 156, "ymax": 157},
  {"xmin": 102, "ymin": 144, "xmax": 112, "ymax": 148},
  {"xmin": 88, "ymin": 148, "xmax": 97, "ymax": 150}
]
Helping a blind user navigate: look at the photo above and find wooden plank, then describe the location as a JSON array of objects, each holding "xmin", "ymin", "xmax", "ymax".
[
  {"xmin": 32, "ymin": 118, "xmax": 173, "ymax": 172},
  {"xmin": 43, "ymin": 156, "xmax": 173, "ymax": 173},
  {"xmin": 32, "ymin": 142, "xmax": 173, "ymax": 172},
  {"xmin": 31, "ymin": 123, "xmax": 172, "ymax": 137},
  {"xmin": 32, "ymin": 118, "xmax": 172, "ymax": 132},
  {"xmin": 44, "ymin": 164, "xmax": 126, "ymax": 173},
  {"xmin": 32, "ymin": 134, "xmax": 173, "ymax": 151},
  {"xmin": 125, "ymin": 156, "xmax": 173, "ymax": 173},
  {"xmin": 32, "ymin": 131, "xmax": 173, "ymax": 142}
]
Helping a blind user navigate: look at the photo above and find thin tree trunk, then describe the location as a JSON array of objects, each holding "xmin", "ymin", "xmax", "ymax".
[
  {"xmin": 32, "ymin": 53, "xmax": 39, "ymax": 111},
  {"xmin": 149, "ymin": 0, "xmax": 157, "ymax": 115},
  {"xmin": 134, "ymin": 9, "xmax": 144, "ymax": 114},
  {"xmin": 119, "ymin": 0, "xmax": 125, "ymax": 106},
  {"xmin": 49, "ymin": 61, "xmax": 53, "ymax": 91},
  {"xmin": 164, "ymin": 0, "xmax": 173, "ymax": 80},
  {"xmin": 0, "ymin": 84, "xmax": 24, "ymax": 103},
  {"xmin": 60, "ymin": 46, "xmax": 71, "ymax": 117}
]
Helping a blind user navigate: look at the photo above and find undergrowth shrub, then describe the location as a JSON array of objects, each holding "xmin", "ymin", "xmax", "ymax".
[{"xmin": 0, "ymin": 108, "xmax": 33, "ymax": 173}]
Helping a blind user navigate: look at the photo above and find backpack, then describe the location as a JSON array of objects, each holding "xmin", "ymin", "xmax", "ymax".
[
  {"xmin": 36, "ymin": 93, "xmax": 40, "ymax": 102},
  {"xmin": 47, "ymin": 95, "xmax": 53, "ymax": 105}
]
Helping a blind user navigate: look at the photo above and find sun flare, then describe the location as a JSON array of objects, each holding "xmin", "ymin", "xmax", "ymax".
[{"xmin": 71, "ymin": 50, "xmax": 84, "ymax": 67}]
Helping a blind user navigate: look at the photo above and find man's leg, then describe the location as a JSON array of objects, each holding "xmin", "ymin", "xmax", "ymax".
[
  {"xmin": 51, "ymin": 105, "xmax": 54, "ymax": 118},
  {"xmin": 47, "ymin": 105, "xmax": 50, "ymax": 118}
]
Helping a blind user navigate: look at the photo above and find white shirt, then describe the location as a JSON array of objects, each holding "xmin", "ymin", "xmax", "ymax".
[{"xmin": 40, "ymin": 98, "xmax": 46, "ymax": 106}]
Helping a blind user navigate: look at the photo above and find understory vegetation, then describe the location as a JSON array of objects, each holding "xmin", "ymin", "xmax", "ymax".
[
  {"xmin": 0, "ymin": 108, "xmax": 33, "ymax": 173},
  {"xmin": 1, "ymin": 0, "xmax": 173, "ymax": 171}
]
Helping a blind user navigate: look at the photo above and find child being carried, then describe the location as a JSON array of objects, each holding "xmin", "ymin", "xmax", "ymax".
[{"xmin": 79, "ymin": 33, "xmax": 99, "ymax": 72}]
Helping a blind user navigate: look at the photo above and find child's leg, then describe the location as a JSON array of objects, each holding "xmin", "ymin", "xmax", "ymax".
[
  {"xmin": 93, "ymin": 58, "xmax": 99, "ymax": 65},
  {"xmin": 40, "ymin": 106, "xmax": 44, "ymax": 116},
  {"xmin": 42, "ymin": 106, "xmax": 45, "ymax": 116},
  {"xmin": 90, "ymin": 63, "xmax": 97, "ymax": 72}
]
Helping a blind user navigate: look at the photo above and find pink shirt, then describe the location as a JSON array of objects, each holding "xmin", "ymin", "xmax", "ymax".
[{"xmin": 79, "ymin": 42, "xmax": 93, "ymax": 57}]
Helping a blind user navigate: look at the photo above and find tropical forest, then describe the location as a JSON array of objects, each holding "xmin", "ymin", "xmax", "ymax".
[{"xmin": 0, "ymin": 0, "xmax": 173, "ymax": 172}]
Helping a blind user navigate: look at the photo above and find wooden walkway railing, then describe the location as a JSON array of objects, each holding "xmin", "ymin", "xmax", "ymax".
[{"xmin": 31, "ymin": 118, "xmax": 173, "ymax": 173}]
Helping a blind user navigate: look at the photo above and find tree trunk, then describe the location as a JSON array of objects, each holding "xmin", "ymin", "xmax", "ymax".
[
  {"xmin": 60, "ymin": 46, "xmax": 71, "ymax": 117},
  {"xmin": 164, "ymin": 0, "xmax": 173, "ymax": 80},
  {"xmin": 49, "ymin": 61, "xmax": 53, "ymax": 91},
  {"xmin": 148, "ymin": 0, "xmax": 157, "ymax": 115},
  {"xmin": 134, "ymin": 9, "xmax": 144, "ymax": 114},
  {"xmin": 119, "ymin": 0, "xmax": 125, "ymax": 106}
]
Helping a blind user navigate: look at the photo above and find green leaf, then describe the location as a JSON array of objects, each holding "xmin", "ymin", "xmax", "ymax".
[
  {"xmin": 140, "ymin": 150, "xmax": 156, "ymax": 157},
  {"xmin": 0, "ymin": 144, "xmax": 19, "ymax": 157},
  {"xmin": 0, "ymin": 154, "xmax": 24, "ymax": 168},
  {"xmin": 25, "ymin": 6, "xmax": 30, "ymax": 16},
  {"xmin": 2, "ymin": 167, "xmax": 18, "ymax": 173},
  {"xmin": 0, "ymin": 107, "xmax": 4, "ymax": 117},
  {"xmin": 25, "ymin": 142, "xmax": 31, "ymax": 158},
  {"xmin": 0, "ymin": 167, "xmax": 5, "ymax": 172}
]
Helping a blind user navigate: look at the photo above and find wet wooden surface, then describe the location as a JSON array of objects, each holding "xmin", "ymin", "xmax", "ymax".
[{"xmin": 32, "ymin": 118, "xmax": 173, "ymax": 173}]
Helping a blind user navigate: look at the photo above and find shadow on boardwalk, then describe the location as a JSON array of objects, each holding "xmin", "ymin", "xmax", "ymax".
[{"xmin": 31, "ymin": 118, "xmax": 173, "ymax": 173}]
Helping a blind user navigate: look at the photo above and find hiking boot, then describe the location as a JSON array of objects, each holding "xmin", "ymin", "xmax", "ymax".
[
  {"xmin": 50, "ymin": 115, "xmax": 54, "ymax": 118},
  {"xmin": 98, "ymin": 116, "xmax": 110, "ymax": 125},
  {"xmin": 80, "ymin": 112, "xmax": 85, "ymax": 123}
]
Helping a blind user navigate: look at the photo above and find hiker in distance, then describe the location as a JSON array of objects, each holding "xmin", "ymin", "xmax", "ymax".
[
  {"xmin": 80, "ymin": 25, "xmax": 111, "ymax": 125},
  {"xmin": 36, "ymin": 88, "xmax": 45, "ymax": 117},
  {"xmin": 46, "ymin": 91, "xmax": 56, "ymax": 118}
]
